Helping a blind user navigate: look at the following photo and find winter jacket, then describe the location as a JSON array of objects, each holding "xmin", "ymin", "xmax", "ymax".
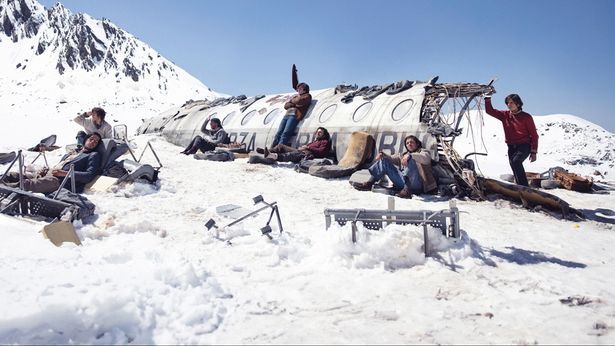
[
  {"xmin": 203, "ymin": 127, "xmax": 230, "ymax": 145},
  {"xmin": 55, "ymin": 150, "xmax": 102, "ymax": 192},
  {"xmin": 485, "ymin": 98, "xmax": 539, "ymax": 153},
  {"xmin": 284, "ymin": 66, "xmax": 312, "ymax": 121},
  {"xmin": 73, "ymin": 114, "xmax": 113, "ymax": 139},
  {"xmin": 305, "ymin": 138, "xmax": 331, "ymax": 158}
]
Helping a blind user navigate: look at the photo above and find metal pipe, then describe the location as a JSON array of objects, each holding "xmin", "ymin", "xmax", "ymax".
[{"xmin": 18, "ymin": 150, "xmax": 24, "ymax": 190}]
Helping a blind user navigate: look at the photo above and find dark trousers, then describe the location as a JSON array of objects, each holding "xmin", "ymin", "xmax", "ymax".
[
  {"xmin": 508, "ymin": 143, "xmax": 531, "ymax": 186},
  {"xmin": 76, "ymin": 131, "xmax": 88, "ymax": 146},
  {"xmin": 183, "ymin": 136, "xmax": 215, "ymax": 154},
  {"xmin": 277, "ymin": 151, "xmax": 306, "ymax": 163}
]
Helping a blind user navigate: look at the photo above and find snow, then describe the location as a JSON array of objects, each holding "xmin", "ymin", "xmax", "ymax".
[
  {"xmin": 1, "ymin": 0, "xmax": 615, "ymax": 343},
  {"xmin": 1, "ymin": 116, "xmax": 615, "ymax": 343}
]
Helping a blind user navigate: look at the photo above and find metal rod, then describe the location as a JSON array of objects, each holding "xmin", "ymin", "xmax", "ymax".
[
  {"xmin": 148, "ymin": 142, "xmax": 163, "ymax": 168},
  {"xmin": 18, "ymin": 150, "xmax": 24, "ymax": 190},
  {"xmin": 53, "ymin": 164, "xmax": 76, "ymax": 199},
  {"xmin": 70, "ymin": 164, "xmax": 76, "ymax": 193},
  {"xmin": 450, "ymin": 95, "xmax": 477, "ymax": 146},
  {"xmin": 274, "ymin": 206, "xmax": 284, "ymax": 233},
  {"xmin": 1, "ymin": 150, "xmax": 21, "ymax": 184},
  {"xmin": 225, "ymin": 204, "xmax": 272, "ymax": 228},
  {"xmin": 0, "ymin": 198, "xmax": 20, "ymax": 214},
  {"xmin": 122, "ymin": 140, "xmax": 139, "ymax": 161}
]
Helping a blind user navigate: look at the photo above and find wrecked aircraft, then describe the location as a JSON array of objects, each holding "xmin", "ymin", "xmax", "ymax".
[{"xmin": 137, "ymin": 77, "xmax": 583, "ymax": 219}]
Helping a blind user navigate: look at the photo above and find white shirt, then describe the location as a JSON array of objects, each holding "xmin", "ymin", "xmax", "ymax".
[{"xmin": 73, "ymin": 114, "xmax": 113, "ymax": 139}]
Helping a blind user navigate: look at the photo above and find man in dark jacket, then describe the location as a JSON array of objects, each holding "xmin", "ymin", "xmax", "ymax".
[
  {"xmin": 2, "ymin": 133, "xmax": 102, "ymax": 193},
  {"xmin": 270, "ymin": 64, "xmax": 312, "ymax": 148},
  {"xmin": 180, "ymin": 117, "xmax": 229, "ymax": 155},
  {"xmin": 258, "ymin": 127, "xmax": 331, "ymax": 163}
]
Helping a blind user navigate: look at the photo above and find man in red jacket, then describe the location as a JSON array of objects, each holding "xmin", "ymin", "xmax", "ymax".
[
  {"xmin": 485, "ymin": 93, "xmax": 539, "ymax": 186},
  {"xmin": 257, "ymin": 127, "xmax": 331, "ymax": 163}
]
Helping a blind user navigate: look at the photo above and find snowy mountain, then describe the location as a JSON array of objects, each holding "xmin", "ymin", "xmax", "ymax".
[{"xmin": 0, "ymin": 0, "xmax": 219, "ymax": 132}]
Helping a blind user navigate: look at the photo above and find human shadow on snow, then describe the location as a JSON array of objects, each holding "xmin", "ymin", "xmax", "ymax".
[
  {"xmin": 578, "ymin": 208, "xmax": 615, "ymax": 225},
  {"xmin": 489, "ymin": 246, "xmax": 587, "ymax": 268}
]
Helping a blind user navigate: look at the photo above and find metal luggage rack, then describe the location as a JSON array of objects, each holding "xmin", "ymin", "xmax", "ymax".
[
  {"xmin": 324, "ymin": 198, "xmax": 460, "ymax": 257},
  {"xmin": 1, "ymin": 150, "xmax": 85, "ymax": 222}
]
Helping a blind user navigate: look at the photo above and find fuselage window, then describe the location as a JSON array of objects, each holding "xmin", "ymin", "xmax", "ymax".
[
  {"xmin": 264, "ymin": 108, "xmax": 283, "ymax": 125},
  {"xmin": 319, "ymin": 104, "xmax": 337, "ymax": 123},
  {"xmin": 223, "ymin": 111, "xmax": 237, "ymax": 126},
  {"xmin": 352, "ymin": 102, "xmax": 373, "ymax": 122},
  {"xmin": 201, "ymin": 113, "xmax": 217, "ymax": 132},
  {"xmin": 241, "ymin": 110, "xmax": 257, "ymax": 125},
  {"xmin": 391, "ymin": 99, "xmax": 415, "ymax": 121}
]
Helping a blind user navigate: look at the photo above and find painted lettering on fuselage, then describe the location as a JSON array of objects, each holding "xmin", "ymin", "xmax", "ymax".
[
  {"xmin": 228, "ymin": 132, "xmax": 257, "ymax": 152},
  {"xmin": 228, "ymin": 130, "xmax": 410, "ymax": 157}
]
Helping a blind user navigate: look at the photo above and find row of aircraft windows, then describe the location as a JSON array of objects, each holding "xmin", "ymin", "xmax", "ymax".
[{"xmin": 212, "ymin": 99, "xmax": 415, "ymax": 127}]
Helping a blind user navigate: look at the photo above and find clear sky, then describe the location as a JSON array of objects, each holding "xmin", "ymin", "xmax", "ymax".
[{"xmin": 38, "ymin": 0, "xmax": 615, "ymax": 131}]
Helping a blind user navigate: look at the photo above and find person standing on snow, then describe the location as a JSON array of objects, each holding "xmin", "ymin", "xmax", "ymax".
[{"xmin": 484, "ymin": 93, "xmax": 539, "ymax": 187}]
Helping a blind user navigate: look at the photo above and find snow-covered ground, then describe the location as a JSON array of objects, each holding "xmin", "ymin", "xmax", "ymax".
[{"xmin": 1, "ymin": 114, "xmax": 615, "ymax": 344}]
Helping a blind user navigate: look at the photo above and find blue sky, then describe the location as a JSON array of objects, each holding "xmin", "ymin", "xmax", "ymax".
[{"xmin": 39, "ymin": 0, "xmax": 615, "ymax": 131}]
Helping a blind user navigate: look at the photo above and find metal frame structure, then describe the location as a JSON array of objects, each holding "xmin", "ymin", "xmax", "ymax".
[
  {"xmin": 205, "ymin": 195, "xmax": 283, "ymax": 239},
  {"xmin": 0, "ymin": 151, "xmax": 86, "ymax": 222},
  {"xmin": 324, "ymin": 197, "xmax": 460, "ymax": 257}
]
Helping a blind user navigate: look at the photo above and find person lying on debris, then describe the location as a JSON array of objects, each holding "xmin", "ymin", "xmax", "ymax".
[
  {"xmin": 180, "ymin": 117, "xmax": 230, "ymax": 155},
  {"xmin": 270, "ymin": 64, "xmax": 312, "ymax": 148},
  {"xmin": 1, "ymin": 132, "xmax": 102, "ymax": 194},
  {"xmin": 74, "ymin": 107, "xmax": 113, "ymax": 148},
  {"xmin": 484, "ymin": 93, "xmax": 538, "ymax": 187},
  {"xmin": 352, "ymin": 135, "xmax": 436, "ymax": 198},
  {"xmin": 256, "ymin": 127, "xmax": 331, "ymax": 163}
]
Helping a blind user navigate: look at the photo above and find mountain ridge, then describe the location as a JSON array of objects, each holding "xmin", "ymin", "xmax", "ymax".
[{"xmin": 0, "ymin": 0, "xmax": 218, "ymax": 120}]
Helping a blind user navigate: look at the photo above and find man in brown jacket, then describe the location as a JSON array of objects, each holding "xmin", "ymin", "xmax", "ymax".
[
  {"xmin": 352, "ymin": 135, "xmax": 437, "ymax": 198},
  {"xmin": 270, "ymin": 64, "xmax": 312, "ymax": 148}
]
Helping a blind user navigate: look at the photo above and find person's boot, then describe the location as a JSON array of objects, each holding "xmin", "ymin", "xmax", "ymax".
[
  {"xmin": 264, "ymin": 150, "xmax": 278, "ymax": 160},
  {"xmin": 352, "ymin": 179, "xmax": 375, "ymax": 191},
  {"xmin": 395, "ymin": 186, "xmax": 413, "ymax": 199}
]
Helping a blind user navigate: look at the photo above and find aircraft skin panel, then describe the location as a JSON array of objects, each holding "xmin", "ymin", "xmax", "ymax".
[
  {"xmin": 140, "ymin": 85, "xmax": 432, "ymax": 160},
  {"xmin": 139, "ymin": 83, "xmax": 437, "ymax": 161}
]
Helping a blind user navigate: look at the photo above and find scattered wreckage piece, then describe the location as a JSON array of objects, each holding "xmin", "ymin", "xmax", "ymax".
[
  {"xmin": 1, "ymin": 152, "xmax": 94, "ymax": 247},
  {"xmin": 324, "ymin": 197, "xmax": 460, "ymax": 257},
  {"xmin": 525, "ymin": 167, "xmax": 594, "ymax": 193},
  {"xmin": 205, "ymin": 195, "xmax": 283, "ymax": 240},
  {"xmin": 481, "ymin": 178, "xmax": 584, "ymax": 220},
  {"xmin": 85, "ymin": 129, "xmax": 161, "ymax": 192}
]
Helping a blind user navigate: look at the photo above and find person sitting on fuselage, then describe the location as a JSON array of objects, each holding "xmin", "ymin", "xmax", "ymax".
[
  {"xmin": 180, "ymin": 118, "xmax": 229, "ymax": 155},
  {"xmin": 352, "ymin": 135, "xmax": 436, "ymax": 199},
  {"xmin": 257, "ymin": 127, "xmax": 331, "ymax": 163},
  {"xmin": 1, "ymin": 132, "xmax": 102, "ymax": 194}
]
